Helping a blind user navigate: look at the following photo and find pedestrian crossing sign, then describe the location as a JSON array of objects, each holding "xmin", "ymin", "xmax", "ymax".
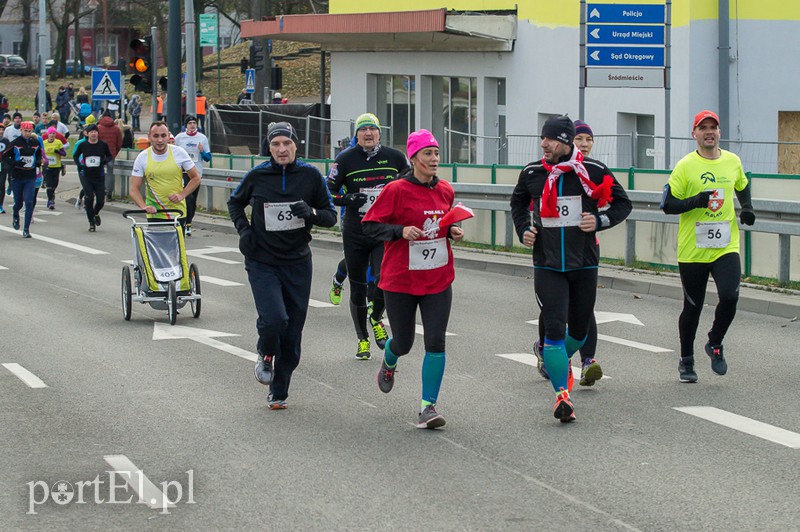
[
  {"xmin": 245, "ymin": 69, "xmax": 255, "ymax": 94},
  {"xmin": 92, "ymin": 69, "xmax": 122, "ymax": 101}
]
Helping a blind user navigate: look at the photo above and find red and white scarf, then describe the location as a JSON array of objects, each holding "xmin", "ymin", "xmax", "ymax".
[{"xmin": 540, "ymin": 149, "xmax": 613, "ymax": 218}]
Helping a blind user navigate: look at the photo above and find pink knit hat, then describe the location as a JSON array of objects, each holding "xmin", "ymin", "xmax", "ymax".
[
  {"xmin": 406, "ymin": 129, "xmax": 439, "ymax": 159},
  {"xmin": 47, "ymin": 127, "xmax": 57, "ymax": 135}
]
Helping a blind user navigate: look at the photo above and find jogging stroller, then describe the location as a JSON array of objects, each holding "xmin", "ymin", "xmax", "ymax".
[
  {"xmin": 121, "ymin": 209, "xmax": 201, "ymax": 325},
  {"xmin": 69, "ymin": 100, "xmax": 93, "ymax": 133}
]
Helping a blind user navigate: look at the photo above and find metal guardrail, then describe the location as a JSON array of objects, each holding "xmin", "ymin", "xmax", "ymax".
[{"xmin": 113, "ymin": 159, "xmax": 800, "ymax": 283}]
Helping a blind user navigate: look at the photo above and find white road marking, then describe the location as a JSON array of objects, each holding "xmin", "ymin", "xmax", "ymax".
[
  {"xmin": 495, "ymin": 353, "xmax": 610, "ymax": 380},
  {"xmin": 385, "ymin": 322, "xmax": 455, "ymax": 337},
  {"xmin": 309, "ymin": 299, "xmax": 335, "ymax": 308},
  {"xmin": 190, "ymin": 337, "xmax": 256, "ymax": 361},
  {"xmin": 674, "ymin": 406, "xmax": 800, "ymax": 449},
  {"xmin": 593, "ymin": 311, "xmax": 644, "ymax": 326},
  {"xmin": 417, "ymin": 324, "xmax": 455, "ymax": 336},
  {"xmin": 151, "ymin": 323, "xmax": 256, "ymax": 362},
  {"xmin": 2, "ymin": 363, "xmax": 48, "ymax": 388},
  {"xmin": 103, "ymin": 455, "xmax": 175, "ymax": 510},
  {"xmin": 186, "ymin": 246, "xmax": 241, "ymax": 264},
  {"xmin": 199, "ymin": 276, "xmax": 243, "ymax": 287},
  {"xmin": 0, "ymin": 265, "xmax": 7, "ymax": 270},
  {"xmin": 597, "ymin": 333, "xmax": 672, "ymax": 353},
  {"xmin": 120, "ymin": 262, "xmax": 243, "ymax": 287},
  {"xmin": 0, "ymin": 225, "xmax": 108, "ymax": 254},
  {"xmin": 525, "ymin": 320, "xmax": 671, "ymax": 353}
]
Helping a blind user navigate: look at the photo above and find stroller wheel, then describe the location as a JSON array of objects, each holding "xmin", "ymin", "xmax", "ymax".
[
  {"xmin": 189, "ymin": 263, "xmax": 201, "ymax": 318},
  {"xmin": 121, "ymin": 267, "xmax": 132, "ymax": 321},
  {"xmin": 167, "ymin": 280, "xmax": 178, "ymax": 325}
]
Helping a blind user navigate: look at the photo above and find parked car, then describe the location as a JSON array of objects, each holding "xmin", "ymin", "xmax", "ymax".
[
  {"xmin": 45, "ymin": 59, "xmax": 93, "ymax": 76},
  {"xmin": 0, "ymin": 54, "xmax": 28, "ymax": 76}
]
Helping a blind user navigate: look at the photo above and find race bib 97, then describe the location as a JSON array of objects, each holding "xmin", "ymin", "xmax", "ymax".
[{"xmin": 408, "ymin": 238, "xmax": 447, "ymax": 270}]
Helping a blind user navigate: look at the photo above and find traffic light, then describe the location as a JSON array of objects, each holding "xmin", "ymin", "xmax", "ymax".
[
  {"xmin": 271, "ymin": 66, "xmax": 283, "ymax": 90},
  {"xmin": 129, "ymin": 37, "xmax": 153, "ymax": 93},
  {"xmin": 249, "ymin": 42, "xmax": 264, "ymax": 71}
]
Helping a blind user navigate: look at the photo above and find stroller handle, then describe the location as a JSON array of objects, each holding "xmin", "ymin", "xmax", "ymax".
[{"xmin": 122, "ymin": 209, "xmax": 183, "ymax": 217}]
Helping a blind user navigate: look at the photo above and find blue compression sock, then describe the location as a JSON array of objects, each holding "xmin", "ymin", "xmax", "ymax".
[
  {"xmin": 421, "ymin": 351, "xmax": 446, "ymax": 406},
  {"xmin": 564, "ymin": 333, "xmax": 586, "ymax": 358},
  {"xmin": 383, "ymin": 338, "xmax": 398, "ymax": 368},
  {"xmin": 542, "ymin": 339, "xmax": 569, "ymax": 393}
]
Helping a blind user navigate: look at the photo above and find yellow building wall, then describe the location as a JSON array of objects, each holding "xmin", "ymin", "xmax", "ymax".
[{"xmin": 330, "ymin": 0, "xmax": 800, "ymax": 25}]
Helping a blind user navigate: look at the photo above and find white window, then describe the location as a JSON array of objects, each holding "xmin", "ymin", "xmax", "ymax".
[{"xmin": 375, "ymin": 74, "xmax": 415, "ymax": 153}]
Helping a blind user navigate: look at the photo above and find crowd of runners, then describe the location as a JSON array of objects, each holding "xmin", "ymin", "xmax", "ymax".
[{"xmin": 1, "ymin": 107, "xmax": 755, "ymax": 427}]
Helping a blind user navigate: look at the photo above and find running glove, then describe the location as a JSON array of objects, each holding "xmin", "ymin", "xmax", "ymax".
[
  {"xmin": 740, "ymin": 207, "xmax": 755, "ymax": 226},
  {"xmin": 692, "ymin": 190, "xmax": 713, "ymax": 209},
  {"xmin": 290, "ymin": 200, "xmax": 313, "ymax": 221},
  {"xmin": 238, "ymin": 227, "xmax": 256, "ymax": 257},
  {"xmin": 344, "ymin": 193, "xmax": 368, "ymax": 208}
]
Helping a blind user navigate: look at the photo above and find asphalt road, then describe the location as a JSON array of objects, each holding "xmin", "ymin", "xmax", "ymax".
[{"xmin": 1, "ymin": 179, "xmax": 799, "ymax": 530}]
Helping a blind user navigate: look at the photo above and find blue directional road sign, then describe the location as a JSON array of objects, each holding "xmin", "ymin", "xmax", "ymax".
[
  {"xmin": 245, "ymin": 69, "xmax": 256, "ymax": 94},
  {"xmin": 91, "ymin": 69, "xmax": 122, "ymax": 101},
  {"xmin": 587, "ymin": 46, "xmax": 665, "ymax": 67},
  {"xmin": 587, "ymin": 4, "xmax": 665, "ymax": 24},
  {"xmin": 587, "ymin": 24, "xmax": 665, "ymax": 45}
]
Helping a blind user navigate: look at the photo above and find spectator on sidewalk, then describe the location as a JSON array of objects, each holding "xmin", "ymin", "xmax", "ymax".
[
  {"xmin": 56, "ymin": 86, "xmax": 71, "ymax": 124},
  {"xmin": 97, "ymin": 111, "xmax": 122, "ymax": 200}
]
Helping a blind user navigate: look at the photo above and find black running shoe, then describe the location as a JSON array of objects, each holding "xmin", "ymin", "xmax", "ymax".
[
  {"xmin": 417, "ymin": 404, "xmax": 445, "ymax": 429},
  {"xmin": 705, "ymin": 342, "xmax": 727, "ymax": 375},
  {"xmin": 22, "ymin": 230, "xmax": 31, "ymax": 238},
  {"xmin": 679, "ymin": 356, "xmax": 698, "ymax": 383},
  {"xmin": 377, "ymin": 360, "xmax": 396, "ymax": 393},
  {"xmin": 12, "ymin": 217, "xmax": 19, "ymax": 230},
  {"xmin": 94, "ymin": 214, "xmax": 101, "ymax": 226},
  {"xmin": 255, "ymin": 352, "xmax": 274, "ymax": 385}
]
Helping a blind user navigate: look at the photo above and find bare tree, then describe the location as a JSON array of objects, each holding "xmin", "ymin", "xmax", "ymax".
[
  {"xmin": 20, "ymin": 0, "xmax": 33, "ymax": 65},
  {"xmin": 46, "ymin": 0, "xmax": 93, "ymax": 80}
]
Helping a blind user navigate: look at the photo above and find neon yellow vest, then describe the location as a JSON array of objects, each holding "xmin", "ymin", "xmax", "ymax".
[{"xmin": 144, "ymin": 146, "xmax": 185, "ymax": 219}]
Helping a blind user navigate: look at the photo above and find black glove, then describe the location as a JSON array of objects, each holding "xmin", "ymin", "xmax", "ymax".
[
  {"xmin": 344, "ymin": 193, "xmax": 368, "ymax": 208},
  {"xmin": 238, "ymin": 227, "xmax": 256, "ymax": 257},
  {"xmin": 740, "ymin": 207, "xmax": 755, "ymax": 226},
  {"xmin": 290, "ymin": 200, "xmax": 313, "ymax": 221},
  {"xmin": 692, "ymin": 190, "xmax": 713, "ymax": 209}
]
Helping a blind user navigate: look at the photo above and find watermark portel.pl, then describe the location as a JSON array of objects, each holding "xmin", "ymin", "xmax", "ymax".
[{"xmin": 27, "ymin": 469, "xmax": 195, "ymax": 515}]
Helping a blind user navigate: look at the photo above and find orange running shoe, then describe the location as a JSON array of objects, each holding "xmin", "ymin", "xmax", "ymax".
[{"xmin": 553, "ymin": 388, "xmax": 575, "ymax": 423}]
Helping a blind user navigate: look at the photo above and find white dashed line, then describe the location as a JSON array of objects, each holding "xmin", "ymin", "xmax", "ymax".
[{"xmin": 2, "ymin": 363, "xmax": 48, "ymax": 388}]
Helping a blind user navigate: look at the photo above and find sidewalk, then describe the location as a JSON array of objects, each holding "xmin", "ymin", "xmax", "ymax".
[{"xmin": 59, "ymin": 179, "xmax": 800, "ymax": 321}]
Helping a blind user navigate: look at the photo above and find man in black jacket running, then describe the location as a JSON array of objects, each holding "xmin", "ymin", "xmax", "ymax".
[{"xmin": 228, "ymin": 122, "xmax": 337, "ymax": 410}]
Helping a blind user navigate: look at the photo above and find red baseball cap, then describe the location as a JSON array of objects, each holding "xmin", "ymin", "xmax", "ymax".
[{"xmin": 693, "ymin": 110, "xmax": 719, "ymax": 129}]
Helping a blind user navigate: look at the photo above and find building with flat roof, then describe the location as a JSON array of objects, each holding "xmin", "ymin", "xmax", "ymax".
[{"xmin": 243, "ymin": 1, "xmax": 800, "ymax": 173}]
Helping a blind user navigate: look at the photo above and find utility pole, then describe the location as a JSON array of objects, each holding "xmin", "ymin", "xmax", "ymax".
[
  {"xmin": 250, "ymin": 0, "xmax": 270, "ymax": 103},
  {"xmin": 185, "ymin": 0, "xmax": 196, "ymax": 116},
  {"xmin": 37, "ymin": 0, "xmax": 47, "ymax": 114},
  {"xmin": 167, "ymin": 0, "xmax": 182, "ymax": 134},
  {"xmin": 151, "ymin": 27, "xmax": 158, "ymax": 124}
]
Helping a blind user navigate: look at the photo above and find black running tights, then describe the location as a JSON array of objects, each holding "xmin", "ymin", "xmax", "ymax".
[{"xmin": 678, "ymin": 252, "xmax": 740, "ymax": 357}]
